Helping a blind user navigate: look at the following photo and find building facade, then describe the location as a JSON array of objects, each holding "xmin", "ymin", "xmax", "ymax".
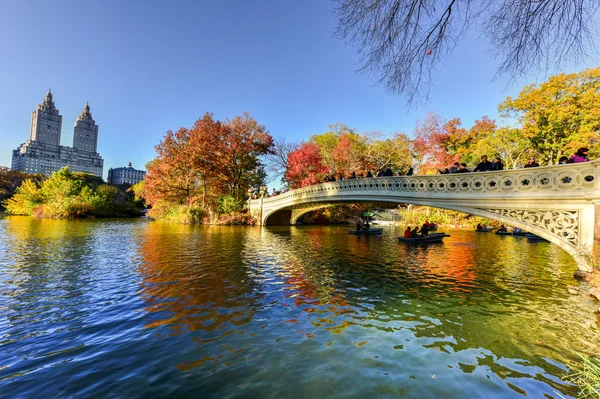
[
  {"xmin": 107, "ymin": 162, "xmax": 146, "ymax": 185},
  {"xmin": 11, "ymin": 90, "xmax": 104, "ymax": 177}
]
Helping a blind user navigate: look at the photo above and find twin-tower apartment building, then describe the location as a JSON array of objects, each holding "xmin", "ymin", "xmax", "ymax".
[{"xmin": 11, "ymin": 90, "xmax": 104, "ymax": 177}]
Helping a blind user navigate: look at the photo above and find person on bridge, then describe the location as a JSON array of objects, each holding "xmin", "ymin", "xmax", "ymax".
[
  {"xmin": 404, "ymin": 226, "xmax": 412, "ymax": 238},
  {"xmin": 558, "ymin": 156, "xmax": 569, "ymax": 164},
  {"xmin": 491, "ymin": 157, "xmax": 504, "ymax": 171},
  {"xmin": 366, "ymin": 171, "xmax": 373, "ymax": 178},
  {"xmin": 383, "ymin": 167, "xmax": 394, "ymax": 176},
  {"xmin": 524, "ymin": 157, "xmax": 539, "ymax": 168},
  {"xmin": 449, "ymin": 162, "xmax": 460, "ymax": 173},
  {"xmin": 570, "ymin": 147, "xmax": 590, "ymax": 163},
  {"xmin": 406, "ymin": 167, "xmax": 414, "ymax": 176},
  {"xmin": 456, "ymin": 163, "xmax": 470, "ymax": 173},
  {"xmin": 349, "ymin": 171, "xmax": 357, "ymax": 179},
  {"xmin": 474, "ymin": 155, "xmax": 493, "ymax": 172}
]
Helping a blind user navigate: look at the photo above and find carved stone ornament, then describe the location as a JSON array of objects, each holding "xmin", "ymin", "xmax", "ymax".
[{"xmin": 484, "ymin": 208, "xmax": 579, "ymax": 247}]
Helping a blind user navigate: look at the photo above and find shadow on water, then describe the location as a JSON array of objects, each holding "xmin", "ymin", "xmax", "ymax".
[{"xmin": 0, "ymin": 218, "xmax": 599, "ymax": 398}]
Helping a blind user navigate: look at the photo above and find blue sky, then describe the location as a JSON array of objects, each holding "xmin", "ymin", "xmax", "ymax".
[{"xmin": 0, "ymin": 0, "xmax": 597, "ymax": 177}]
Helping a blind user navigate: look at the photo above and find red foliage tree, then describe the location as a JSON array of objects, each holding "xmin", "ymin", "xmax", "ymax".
[
  {"xmin": 285, "ymin": 142, "xmax": 329, "ymax": 188},
  {"xmin": 412, "ymin": 113, "xmax": 457, "ymax": 174}
]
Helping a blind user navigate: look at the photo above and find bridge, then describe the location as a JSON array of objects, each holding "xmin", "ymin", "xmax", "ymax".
[{"xmin": 248, "ymin": 160, "xmax": 600, "ymax": 271}]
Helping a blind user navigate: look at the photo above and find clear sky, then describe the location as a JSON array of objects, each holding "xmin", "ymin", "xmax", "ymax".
[{"xmin": 0, "ymin": 0, "xmax": 597, "ymax": 178}]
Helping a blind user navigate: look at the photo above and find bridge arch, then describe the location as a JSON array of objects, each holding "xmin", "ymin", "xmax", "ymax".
[{"xmin": 250, "ymin": 161, "xmax": 600, "ymax": 271}]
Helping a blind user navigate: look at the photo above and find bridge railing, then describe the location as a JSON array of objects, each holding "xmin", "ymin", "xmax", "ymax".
[{"xmin": 251, "ymin": 160, "xmax": 598, "ymax": 207}]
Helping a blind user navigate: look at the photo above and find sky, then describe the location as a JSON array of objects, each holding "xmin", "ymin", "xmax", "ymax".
[{"xmin": 0, "ymin": 0, "xmax": 598, "ymax": 179}]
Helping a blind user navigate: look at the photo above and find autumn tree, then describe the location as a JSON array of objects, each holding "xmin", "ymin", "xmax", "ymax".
[
  {"xmin": 0, "ymin": 167, "xmax": 44, "ymax": 210},
  {"xmin": 412, "ymin": 113, "xmax": 456, "ymax": 174},
  {"xmin": 310, "ymin": 123, "xmax": 358, "ymax": 172},
  {"xmin": 211, "ymin": 113, "xmax": 273, "ymax": 201},
  {"xmin": 499, "ymin": 68, "xmax": 600, "ymax": 164},
  {"xmin": 364, "ymin": 132, "xmax": 413, "ymax": 173},
  {"xmin": 285, "ymin": 142, "xmax": 329, "ymax": 188},
  {"xmin": 332, "ymin": 132, "xmax": 367, "ymax": 176},
  {"xmin": 443, "ymin": 116, "xmax": 496, "ymax": 166},
  {"xmin": 475, "ymin": 127, "xmax": 535, "ymax": 169},
  {"xmin": 142, "ymin": 112, "xmax": 273, "ymax": 222},
  {"xmin": 333, "ymin": 0, "xmax": 600, "ymax": 104}
]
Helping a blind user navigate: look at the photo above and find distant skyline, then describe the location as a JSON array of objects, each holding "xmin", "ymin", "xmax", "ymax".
[{"xmin": 1, "ymin": 0, "xmax": 598, "ymax": 178}]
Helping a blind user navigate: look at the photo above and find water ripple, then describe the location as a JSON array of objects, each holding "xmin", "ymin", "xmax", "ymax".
[{"xmin": 0, "ymin": 218, "xmax": 598, "ymax": 398}]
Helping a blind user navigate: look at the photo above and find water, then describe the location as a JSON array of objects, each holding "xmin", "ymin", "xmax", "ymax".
[{"xmin": 1, "ymin": 216, "xmax": 598, "ymax": 398}]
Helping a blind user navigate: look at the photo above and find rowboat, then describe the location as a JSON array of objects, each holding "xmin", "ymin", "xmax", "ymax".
[
  {"xmin": 496, "ymin": 230, "xmax": 528, "ymax": 236},
  {"xmin": 398, "ymin": 233, "xmax": 450, "ymax": 244},
  {"xmin": 526, "ymin": 233, "xmax": 548, "ymax": 242},
  {"xmin": 348, "ymin": 228, "xmax": 383, "ymax": 235}
]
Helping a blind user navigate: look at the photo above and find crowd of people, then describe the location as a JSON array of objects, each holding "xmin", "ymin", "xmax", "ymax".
[{"xmin": 438, "ymin": 147, "xmax": 590, "ymax": 175}]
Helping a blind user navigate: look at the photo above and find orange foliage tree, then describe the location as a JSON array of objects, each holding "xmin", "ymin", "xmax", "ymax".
[{"xmin": 141, "ymin": 112, "xmax": 273, "ymax": 220}]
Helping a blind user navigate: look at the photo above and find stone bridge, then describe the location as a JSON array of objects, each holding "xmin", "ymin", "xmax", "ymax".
[{"xmin": 248, "ymin": 161, "xmax": 600, "ymax": 271}]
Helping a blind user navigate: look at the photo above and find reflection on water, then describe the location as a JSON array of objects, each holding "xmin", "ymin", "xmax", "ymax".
[{"xmin": 1, "ymin": 216, "xmax": 599, "ymax": 398}]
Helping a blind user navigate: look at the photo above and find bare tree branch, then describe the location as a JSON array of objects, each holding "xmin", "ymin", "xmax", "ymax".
[{"xmin": 333, "ymin": 0, "xmax": 600, "ymax": 105}]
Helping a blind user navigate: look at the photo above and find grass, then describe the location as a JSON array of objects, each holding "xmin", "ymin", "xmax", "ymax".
[{"xmin": 564, "ymin": 354, "xmax": 600, "ymax": 398}]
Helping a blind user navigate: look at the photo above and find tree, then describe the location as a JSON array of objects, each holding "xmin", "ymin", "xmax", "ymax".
[
  {"xmin": 285, "ymin": 142, "xmax": 329, "ymax": 188},
  {"xmin": 445, "ymin": 117, "xmax": 496, "ymax": 166},
  {"xmin": 475, "ymin": 127, "xmax": 535, "ymax": 169},
  {"xmin": 310, "ymin": 123, "xmax": 358, "ymax": 172},
  {"xmin": 332, "ymin": 132, "xmax": 367, "ymax": 176},
  {"xmin": 333, "ymin": 0, "xmax": 600, "ymax": 104},
  {"xmin": 412, "ymin": 112, "xmax": 456, "ymax": 173},
  {"xmin": 264, "ymin": 137, "xmax": 298, "ymax": 186},
  {"xmin": 364, "ymin": 132, "xmax": 413, "ymax": 173},
  {"xmin": 499, "ymin": 68, "xmax": 600, "ymax": 164},
  {"xmin": 141, "ymin": 112, "xmax": 273, "ymax": 222},
  {"xmin": 0, "ymin": 167, "xmax": 44, "ymax": 209},
  {"xmin": 213, "ymin": 113, "xmax": 273, "ymax": 201}
]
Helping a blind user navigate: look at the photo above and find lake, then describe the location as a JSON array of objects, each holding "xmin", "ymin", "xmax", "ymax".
[{"xmin": 1, "ymin": 216, "xmax": 598, "ymax": 398}]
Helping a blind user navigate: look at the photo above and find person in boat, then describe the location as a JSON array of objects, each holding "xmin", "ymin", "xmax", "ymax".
[
  {"xmin": 410, "ymin": 227, "xmax": 419, "ymax": 238},
  {"xmin": 497, "ymin": 225, "xmax": 508, "ymax": 233},
  {"xmin": 404, "ymin": 226, "xmax": 412, "ymax": 238},
  {"xmin": 476, "ymin": 223, "xmax": 483, "ymax": 231},
  {"xmin": 363, "ymin": 220, "xmax": 371, "ymax": 230},
  {"xmin": 513, "ymin": 227, "xmax": 522, "ymax": 233},
  {"xmin": 356, "ymin": 219, "xmax": 362, "ymax": 231},
  {"xmin": 420, "ymin": 223, "xmax": 429, "ymax": 236}
]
